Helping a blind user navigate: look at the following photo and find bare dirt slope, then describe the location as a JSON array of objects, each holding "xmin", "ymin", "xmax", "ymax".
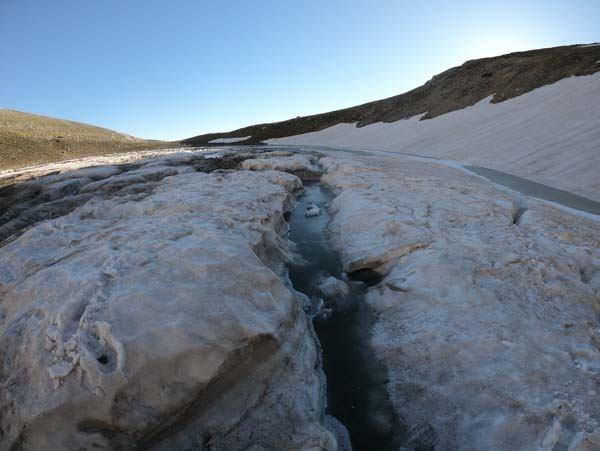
[
  {"xmin": 0, "ymin": 109, "xmax": 172, "ymax": 170},
  {"xmin": 183, "ymin": 44, "xmax": 600, "ymax": 146}
]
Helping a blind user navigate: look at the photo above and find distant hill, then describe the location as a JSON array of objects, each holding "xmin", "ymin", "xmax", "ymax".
[
  {"xmin": 0, "ymin": 109, "xmax": 172, "ymax": 170},
  {"xmin": 183, "ymin": 44, "xmax": 600, "ymax": 146}
]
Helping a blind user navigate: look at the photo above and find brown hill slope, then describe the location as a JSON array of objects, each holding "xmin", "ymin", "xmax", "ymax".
[
  {"xmin": 183, "ymin": 44, "xmax": 600, "ymax": 146},
  {"xmin": 0, "ymin": 109, "xmax": 172, "ymax": 170}
]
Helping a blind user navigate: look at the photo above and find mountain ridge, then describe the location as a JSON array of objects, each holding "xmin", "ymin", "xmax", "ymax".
[{"xmin": 183, "ymin": 43, "xmax": 600, "ymax": 146}]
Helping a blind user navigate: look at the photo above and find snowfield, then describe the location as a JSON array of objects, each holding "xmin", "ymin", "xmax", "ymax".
[{"xmin": 268, "ymin": 73, "xmax": 600, "ymax": 202}]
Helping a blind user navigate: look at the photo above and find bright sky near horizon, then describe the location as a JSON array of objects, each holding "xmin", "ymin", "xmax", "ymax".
[{"xmin": 1, "ymin": 0, "xmax": 599, "ymax": 141}]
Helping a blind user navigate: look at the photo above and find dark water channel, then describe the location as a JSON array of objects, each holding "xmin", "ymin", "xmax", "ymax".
[
  {"xmin": 287, "ymin": 182, "xmax": 403, "ymax": 451},
  {"xmin": 465, "ymin": 165, "xmax": 600, "ymax": 216}
]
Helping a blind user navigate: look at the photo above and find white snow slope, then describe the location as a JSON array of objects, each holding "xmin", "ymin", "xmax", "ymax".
[{"xmin": 267, "ymin": 73, "xmax": 600, "ymax": 202}]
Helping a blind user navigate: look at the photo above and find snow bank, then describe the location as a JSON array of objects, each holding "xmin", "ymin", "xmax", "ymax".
[{"xmin": 269, "ymin": 73, "xmax": 600, "ymax": 201}]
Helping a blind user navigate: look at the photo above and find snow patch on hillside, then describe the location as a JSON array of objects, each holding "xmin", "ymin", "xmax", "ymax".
[
  {"xmin": 268, "ymin": 73, "xmax": 600, "ymax": 201},
  {"xmin": 209, "ymin": 135, "xmax": 251, "ymax": 143}
]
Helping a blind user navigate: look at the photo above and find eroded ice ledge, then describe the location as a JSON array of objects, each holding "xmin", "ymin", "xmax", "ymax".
[
  {"xmin": 0, "ymin": 150, "xmax": 337, "ymax": 450},
  {"xmin": 318, "ymin": 153, "xmax": 600, "ymax": 450}
]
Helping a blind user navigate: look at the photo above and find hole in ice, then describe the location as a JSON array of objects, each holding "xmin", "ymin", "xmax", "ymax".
[
  {"xmin": 97, "ymin": 354, "xmax": 109, "ymax": 365},
  {"xmin": 512, "ymin": 206, "xmax": 527, "ymax": 225},
  {"xmin": 348, "ymin": 268, "xmax": 383, "ymax": 287}
]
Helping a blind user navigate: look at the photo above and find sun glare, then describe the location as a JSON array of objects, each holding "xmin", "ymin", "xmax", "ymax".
[{"xmin": 467, "ymin": 33, "xmax": 536, "ymax": 59}]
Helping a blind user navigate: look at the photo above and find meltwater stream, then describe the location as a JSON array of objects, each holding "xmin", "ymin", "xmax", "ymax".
[{"xmin": 287, "ymin": 182, "xmax": 403, "ymax": 451}]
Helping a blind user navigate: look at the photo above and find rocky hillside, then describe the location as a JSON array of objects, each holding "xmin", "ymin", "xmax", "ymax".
[
  {"xmin": 183, "ymin": 44, "xmax": 600, "ymax": 146},
  {"xmin": 0, "ymin": 109, "xmax": 171, "ymax": 170}
]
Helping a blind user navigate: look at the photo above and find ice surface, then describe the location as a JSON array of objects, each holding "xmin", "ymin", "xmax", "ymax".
[
  {"xmin": 0, "ymin": 160, "xmax": 335, "ymax": 450},
  {"xmin": 305, "ymin": 203, "xmax": 321, "ymax": 217},
  {"xmin": 320, "ymin": 153, "xmax": 600, "ymax": 449}
]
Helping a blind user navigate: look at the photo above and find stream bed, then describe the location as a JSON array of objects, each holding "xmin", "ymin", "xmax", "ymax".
[{"xmin": 287, "ymin": 181, "xmax": 404, "ymax": 451}]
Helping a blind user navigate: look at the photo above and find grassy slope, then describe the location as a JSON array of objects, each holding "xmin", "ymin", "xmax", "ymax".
[
  {"xmin": 0, "ymin": 109, "xmax": 173, "ymax": 170},
  {"xmin": 183, "ymin": 44, "xmax": 600, "ymax": 146}
]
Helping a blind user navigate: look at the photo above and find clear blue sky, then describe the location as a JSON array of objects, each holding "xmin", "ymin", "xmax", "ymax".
[{"xmin": 1, "ymin": 0, "xmax": 598, "ymax": 140}]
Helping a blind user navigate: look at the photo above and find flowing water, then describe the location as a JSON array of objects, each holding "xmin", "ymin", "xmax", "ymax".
[
  {"xmin": 465, "ymin": 165, "xmax": 600, "ymax": 215},
  {"xmin": 287, "ymin": 181, "xmax": 403, "ymax": 451}
]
